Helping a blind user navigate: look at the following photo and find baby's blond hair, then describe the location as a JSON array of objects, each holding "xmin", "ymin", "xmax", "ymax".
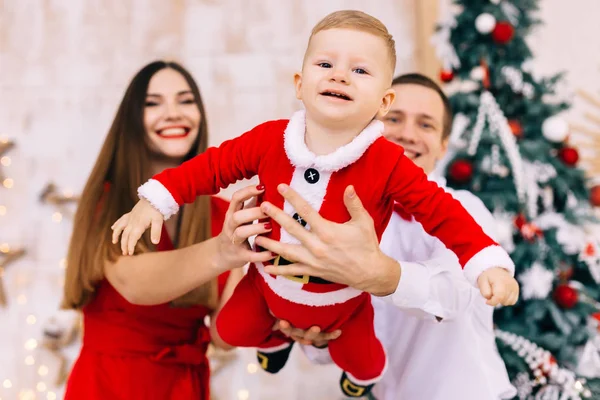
[{"xmin": 307, "ymin": 10, "xmax": 396, "ymax": 74}]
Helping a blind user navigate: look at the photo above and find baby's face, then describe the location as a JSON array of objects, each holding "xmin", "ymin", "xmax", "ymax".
[{"xmin": 295, "ymin": 28, "xmax": 395, "ymax": 129}]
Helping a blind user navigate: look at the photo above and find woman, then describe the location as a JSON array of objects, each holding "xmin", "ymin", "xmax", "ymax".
[{"xmin": 61, "ymin": 61, "xmax": 273, "ymax": 400}]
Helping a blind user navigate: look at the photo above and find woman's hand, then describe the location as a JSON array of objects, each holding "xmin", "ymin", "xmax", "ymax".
[{"xmin": 214, "ymin": 184, "xmax": 276, "ymax": 272}]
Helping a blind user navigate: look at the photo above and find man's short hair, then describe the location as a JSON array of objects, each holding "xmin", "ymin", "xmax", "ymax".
[
  {"xmin": 309, "ymin": 10, "xmax": 396, "ymax": 75},
  {"xmin": 392, "ymin": 73, "xmax": 453, "ymax": 139}
]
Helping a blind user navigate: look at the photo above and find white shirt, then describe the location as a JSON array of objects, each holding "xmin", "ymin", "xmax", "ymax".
[{"xmin": 304, "ymin": 177, "xmax": 516, "ymax": 400}]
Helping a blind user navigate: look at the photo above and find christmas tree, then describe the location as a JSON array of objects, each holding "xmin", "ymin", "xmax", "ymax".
[{"xmin": 433, "ymin": 0, "xmax": 600, "ymax": 398}]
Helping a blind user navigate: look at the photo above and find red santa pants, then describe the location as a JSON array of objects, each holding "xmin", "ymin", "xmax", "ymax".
[{"xmin": 215, "ymin": 265, "xmax": 386, "ymax": 381}]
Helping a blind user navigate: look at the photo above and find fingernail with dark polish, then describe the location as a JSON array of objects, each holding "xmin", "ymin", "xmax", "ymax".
[
  {"xmin": 256, "ymin": 184, "xmax": 265, "ymax": 191},
  {"xmin": 264, "ymin": 222, "xmax": 272, "ymax": 230}
]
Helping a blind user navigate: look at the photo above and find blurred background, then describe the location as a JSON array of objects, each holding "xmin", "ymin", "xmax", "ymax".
[{"xmin": 1, "ymin": 0, "xmax": 600, "ymax": 399}]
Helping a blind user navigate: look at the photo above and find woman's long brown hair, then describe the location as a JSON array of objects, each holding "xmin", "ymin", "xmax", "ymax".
[{"xmin": 62, "ymin": 61, "xmax": 216, "ymax": 310}]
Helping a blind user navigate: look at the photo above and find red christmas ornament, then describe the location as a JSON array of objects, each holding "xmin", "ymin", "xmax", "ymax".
[
  {"xmin": 514, "ymin": 214, "xmax": 526, "ymax": 229},
  {"xmin": 553, "ymin": 284, "xmax": 578, "ymax": 309},
  {"xmin": 492, "ymin": 21, "xmax": 515, "ymax": 44},
  {"xmin": 440, "ymin": 69, "xmax": 454, "ymax": 83},
  {"xmin": 513, "ymin": 214, "xmax": 543, "ymax": 241},
  {"xmin": 449, "ymin": 159, "xmax": 473, "ymax": 183},
  {"xmin": 508, "ymin": 120, "xmax": 523, "ymax": 137},
  {"xmin": 558, "ymin": 147, "xmax": 579, "ymax": 166},
  {"xmin": 589, "ymin": 185, "xmax": 600, "ymax": 207},
  {"xmin": 591, "ymin": 312, "xmax": 600, "ymax": 331}
]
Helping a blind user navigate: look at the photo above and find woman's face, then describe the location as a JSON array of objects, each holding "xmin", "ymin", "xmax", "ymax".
[{"xmin": 144, "ymin": 68, "xmax": 201, "ymax": 160}]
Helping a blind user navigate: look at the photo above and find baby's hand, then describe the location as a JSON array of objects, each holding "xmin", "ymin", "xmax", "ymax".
[
  {"xmin": 477, "ymin": 267, "xmax": 519, "ymax": 307},
  {"xmin": 111, "ymin": 199, "xmax": 164, "ymax": 256}
]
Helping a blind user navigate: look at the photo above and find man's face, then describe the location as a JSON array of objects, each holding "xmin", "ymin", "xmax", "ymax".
[{"xmin": 381, "ymin": 83, "xmax": 448, "ymax": 174}]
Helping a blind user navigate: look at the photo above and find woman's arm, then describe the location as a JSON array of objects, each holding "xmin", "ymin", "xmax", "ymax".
[{"xmin": 105, "ymin": 185, "xmax": 274, "ymax": 305}]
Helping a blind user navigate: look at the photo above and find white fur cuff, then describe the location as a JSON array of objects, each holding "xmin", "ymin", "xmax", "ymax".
[
  {"xmin": 463, "ymin": 245, "xmax": 516, "ymax": 287},
  {"xmin": 137, "ymin": 179, "xmax": 180, "ymax": 220}
]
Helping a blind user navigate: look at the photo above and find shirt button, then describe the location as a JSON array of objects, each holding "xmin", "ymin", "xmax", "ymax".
[
  {"xmin": 293, "ymin": 213, "xmax": 307, "ymax": 227},
  {"xmin": 304, "ymin": 168, "xmax": 320, "ymax": 184}
]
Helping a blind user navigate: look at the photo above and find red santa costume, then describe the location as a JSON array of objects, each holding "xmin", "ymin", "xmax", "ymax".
[{"xmin": 138, "ymin": 110, "xmax": 514, "ymax": 396}]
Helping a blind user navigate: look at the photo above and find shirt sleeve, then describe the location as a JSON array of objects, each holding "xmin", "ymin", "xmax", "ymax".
[
  {"xmin": 383, "ymin": 246, "xmax": 480, "ymax": 321},
  {"xmin": 137, "ymin": 120, "xmax": 279, "ymax": 219},
  {"xmin": 386, "ymin": 155, "xmax": 514, "ymax": 285},
  {"xmin": 299, "ymin": 345, "xmax": 334, "ymax": 365},
  {"xmin": 383, "ymin": 190, "xmax": 510, "ymax": 320}
]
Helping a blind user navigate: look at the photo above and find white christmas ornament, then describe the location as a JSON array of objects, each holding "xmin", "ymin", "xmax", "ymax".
[
  {"xmin": 470, "ymin": 66, "xmax": 485, "ymax": 81},
  {"xmin": 475, "ymin": 13, "xmax": 496, "ymax": 34},
  {"xmin": 542, "ymin": 116, "xmax": 569, "ymax": 142},
  {"xmin": 576, "ymin": 340, "xmax": 600, "ymax": 378},
  {"xmin": 518, "ymin": 262, "xmax": 554, "ymax": 300}
]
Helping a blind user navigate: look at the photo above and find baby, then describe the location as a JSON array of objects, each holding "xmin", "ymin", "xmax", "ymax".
[{"xmin": 112, "ymin": 10, "xmax": 518, "ymax": 398}]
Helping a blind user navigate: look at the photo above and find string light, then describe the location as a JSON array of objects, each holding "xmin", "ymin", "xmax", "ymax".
[
  {"xmin": 26, "ymin": 315, "xmax": 36, "ymax": 325},
  {"xmin": 19, "ymin": 389, "xmax": 35, "ymax": 400},
  {"xmin": 0, "ymin": 205, "xmax": 6, "ymax": 215},
  {"xmin": 246, "ymin": 363, "xmax": 258, "ymax": 374},
  {"xmin": 237, "ymin": 389, "xmax": 250, "ymax": 400},
  {"xmin": 24, "ymin": 356, "xmax": 35, "ymax": 366},
  {"xmin": 24, "ymin": 339, "xmax": 37, "ymax": 351},
  {"xmin": 17, "ymin": 294, "xmax": 27, "ymax": 305},
  {"xmin": 0, "ymin": 156, "xmax": 10, "ymax": 167},
  {"xmin": 46, "ymin": 393, "xmax": 57, "ymax": 400},
  {"xmin": 2, "ymin": 379, "xmax": 12, "ymax": 388},
  {"xmin": 2, "ymin": 178, "xmax": 13, "ymax": 189},
  {"xmin": 36, "ymin": 382, "xmax": 47, "ymax": 392},
  {"xmin": 37, "ymin": 365, "xmax": 48, "ymax": 376},
  {"xmin": 51, "ymin": 212, "xmax": 62, "ymax": 223},
  {"xmin": 0, "ymin": 243, "xmax": 9, "ymax": 253}
]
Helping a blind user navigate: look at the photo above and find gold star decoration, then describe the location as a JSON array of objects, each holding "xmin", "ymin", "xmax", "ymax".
[
  {"xmin": 0, "ymin": 138, "xmax": 15, "ymax": 188},
  {"xmin": 0, "ymin": 246, "xmax": 26, "ymax": 307},
  {"xmin": 39, "ymin": 182, "xmax": 80, "ymax": 219}
]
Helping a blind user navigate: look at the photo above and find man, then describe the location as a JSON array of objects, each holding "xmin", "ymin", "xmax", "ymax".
[{"xmin": 257, "ymin": 74, "xmax": 518, "ymax": 399}]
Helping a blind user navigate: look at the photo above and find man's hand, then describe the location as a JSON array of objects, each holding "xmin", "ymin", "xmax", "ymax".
[
  {"xmin": 272, "ymin": 319, "xmax": 341, "ymax": 348},
  {"xmin": 477, "ymin": 267, "xmax": 520, "ymax": 306},
  {"xmin": 255, "ymin": 183, "xmax": 401, "ymax": 296}
]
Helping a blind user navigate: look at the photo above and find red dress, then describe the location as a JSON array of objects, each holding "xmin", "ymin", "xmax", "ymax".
[{"xmin": 64, "ymin": 196, "xmax": 229, "ymax": 400}]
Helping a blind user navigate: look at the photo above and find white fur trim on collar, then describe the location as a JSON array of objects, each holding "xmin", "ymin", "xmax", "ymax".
[{"xmin": 283, "ymin": 110, "xmax": 384, "ymax": 172}]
